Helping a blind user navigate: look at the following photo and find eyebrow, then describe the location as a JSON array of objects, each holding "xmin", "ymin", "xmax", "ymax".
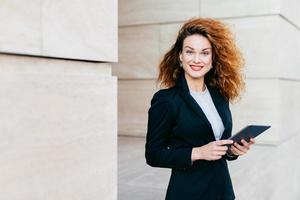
[{"xmin": 184, "ymin": 46, "xmax": 211, "ymax": 51}]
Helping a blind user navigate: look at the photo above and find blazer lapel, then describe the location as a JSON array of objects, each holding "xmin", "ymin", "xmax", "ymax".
[
  {"xmin": 207, "ymin": 85, "xmax": 230, "ymax": 131},
  {"xmin": 207, "ymin": 85, "xmax": 233, "ymax": 141},
  {"xmin": 177, "ymin": 73, "xmax": 213, "ymax": 131},
  {"xmin": 177, "ymin": 72, "xmax": 230, "ymax": 139}
]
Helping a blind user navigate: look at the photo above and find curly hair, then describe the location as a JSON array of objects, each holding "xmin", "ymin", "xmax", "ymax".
[{"xmin": 158, "ymin": 18, "xmax": 245, "ymax": 102}]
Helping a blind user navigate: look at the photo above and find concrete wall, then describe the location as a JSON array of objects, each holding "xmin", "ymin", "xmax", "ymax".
[
  {"xmin": 0, "ymin": 1, "xmax": 117, "ymax": 199},
  {"xmin": 0, "ymin": 0, "xmax": 117, "ymax": 62},
  {"xmin": 115, "ymin": 0, "xmax": 300, "ymax": 199}
]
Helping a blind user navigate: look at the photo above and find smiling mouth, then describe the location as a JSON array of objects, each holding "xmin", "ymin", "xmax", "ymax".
[{"xmin": 190, "ymin": 65, "xmax": 204, "ymax": 71}]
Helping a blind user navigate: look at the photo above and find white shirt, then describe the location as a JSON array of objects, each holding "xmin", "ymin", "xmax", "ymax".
[{"xmin": 190, "ymin": 86, "xmax": 225, "ymax": 140}]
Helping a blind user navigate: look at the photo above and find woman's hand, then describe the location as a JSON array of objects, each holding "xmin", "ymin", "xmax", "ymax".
[
  {"xmin": 192, "ymin": 140, "xmax": 233, "ymax": 161},
  {"xmin": 229, "ymin": 138, "xmax": 255, "ymax": 156}
]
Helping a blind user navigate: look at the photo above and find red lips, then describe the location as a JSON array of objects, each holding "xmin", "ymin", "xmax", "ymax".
[{"xmin": 190, "ymin": 65, "xmax": 203, "ymax": 71}]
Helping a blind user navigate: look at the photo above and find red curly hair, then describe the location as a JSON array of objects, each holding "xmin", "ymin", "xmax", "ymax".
[{"xmin": 158, "ymin": 18, "xmax": 245, "ymax": 102}]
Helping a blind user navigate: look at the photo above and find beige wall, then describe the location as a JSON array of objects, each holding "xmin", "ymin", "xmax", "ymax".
[
  {"xmin": 0, "ymin": 0, "xmax": 117, "ymax": 62},
  {"xmin": 0, "ymin": 1, "xmax": 117, "ymax": 199},
  {"xmin": 115, "ymin": 0, "xmax": 300, "ymax": 199}
]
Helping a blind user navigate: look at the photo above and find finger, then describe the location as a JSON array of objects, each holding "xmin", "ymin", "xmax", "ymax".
[
  {"xmin": 250, "ymin": 138, "xmax": 255, "ymax": 145},
  {"xmin": 240, "ymin": 140, "xmax": 250, "ymax": 150},
  {"xmin": 214, "ymin": 145, "xmax": 229, "ymax": 152},
  {"xmin": 230, "ymin": 147, "xmax": 238, "ymax": 155},
  {"xmin": 233, "ymin": 142, "xmax": 247, "ymax": 154},
  {"xmin": 214, "ymin": 150, "xmax": 227, "ymax": 156},
  {"xmin": 211, "ymin": 143, "xmax": 227, "ymax": 151},
  {"xmin": 230, "ymin": 148, "xmax": 241, "ymax": 156},
  {"xmin": 228, "ymin": 149, "xmax": 238, "ymax": 156},
  {"xmin": 231, "ymin": 145, "xmax": 244, "ymax": 155},
  {"xmin": 217, "ymin": 140, "xmax": 234, "ymax": 146}
]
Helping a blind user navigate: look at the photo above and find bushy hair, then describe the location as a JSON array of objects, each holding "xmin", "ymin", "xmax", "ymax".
[{"xmin": 158, "ymin": 18, "xmax": 245, "ymax": 102}]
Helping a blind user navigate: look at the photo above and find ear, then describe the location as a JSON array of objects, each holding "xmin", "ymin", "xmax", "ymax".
[{"xmin": 179, "ymin": 53, "xmax": 183, "ymax": 62}]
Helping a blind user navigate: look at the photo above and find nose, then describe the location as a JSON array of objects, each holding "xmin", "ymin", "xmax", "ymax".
[{"xmin": 193, "ymin": 54, "xmax": 201, "ymax": 63}]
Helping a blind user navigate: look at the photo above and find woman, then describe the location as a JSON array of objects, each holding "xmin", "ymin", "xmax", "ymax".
[{"xmin": 145, "ymin": 18, "xmax": 254, "ymax": 200}]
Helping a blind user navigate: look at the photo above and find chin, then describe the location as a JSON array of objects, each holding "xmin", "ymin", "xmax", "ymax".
[
  {"xmin": 188, "ymin": 71, "xmax": 207, "ymax": 79},
  {"xmin": 188, "ymin": 73, "xmax": 205, "ymax": 80},
  {"xmin": 196, "ymin": 69, "xmax": 211, "ymax": 77}
]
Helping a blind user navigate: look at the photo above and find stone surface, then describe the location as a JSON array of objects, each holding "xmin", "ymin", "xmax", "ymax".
[
  {"xmin": 118, "ymin": 79, "xmax": 158, "ymax": 136},
  {"xmin": 229, "ymin": 131, "xmax": 300, "ymax": 200},
  {"xmin": 230, "ymin": 79, "xmax": 280, "ymax": 145},
  {"xmin": 0, "ymin": 54, "xmax": 112, "ymax": 76},
  {"xmin": 0, "ymin": 55, "xmax": 117, "ymax": 200},
  {"xmin": 112, "ymin": 25, "xmax": 160, "ymax": 79},
  {"xmin": 159, "ymin": 23, "xmax": 182, "ymax": 56},
  {"xmin": 280, "ymin": 79, "xmax": 300, "ymax": 141},
  {"xmin": 281, "ymin": 0, "xmax": 300, "ymax": 29},
  {"xmin": 119, "ymin": 0, "xmax": 199, "ymax": 26},
  {"xmin": 42, "ymin": 0, "xmax": 118, "ymax": 62},
  {"xmin": 118, "ymin": 136, "xmax": 169, "ymax": 200},
  {"xmin": 201, "ymin": 0, "xmax": 280, "ymax": 18},
  {"xmin": 277, "ymin": 17, "xmax": 300, "ymax": 80},
  {"xmin": 200, "ymin": 0, "xmax": 300, "ymax": 30},
  {"xmin": 0, "ymin": 0, "xmax": 41, "ymax": 55},
  {"xmin": 231, "ymin": 78, "xmax": 300, "ymax": 144},
  {"xmin": 0, "ymin": 0, "xmax": 117, "ymax": 62},
  {"xmin": 225, "ymin": 15, "xmax": 300, "ymax": 80}
]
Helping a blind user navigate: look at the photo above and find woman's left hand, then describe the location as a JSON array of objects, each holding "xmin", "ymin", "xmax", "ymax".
[{"xmin": 230, "ymin": 138, "xmax": 255, "ymax": 156}]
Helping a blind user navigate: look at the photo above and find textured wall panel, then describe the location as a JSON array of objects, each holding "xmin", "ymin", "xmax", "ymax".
[
  {"xmin": 0, "ymin": 54, "xmax": 112, "ymax": 76},
  {"xmin": 119, "ymin": 0, "xmax": 199, "ymax": 26},
  {"xmin": 0, "ymin": 0, "xmax": 41, "ymax": 55},
  {"xmin": 201, "ymin": 0, "xmax": 280, "ymax": 18},
  {"xmin": 112, "ymin": 25, "xmax": 160, "ymax": 79},
  {"xmin": 278, "ymin": 17, "xmax": 300, "ymax": 80},
  {"xmin": 0, "ymin": 55, "xmax": 117, "ymax": 200},
  {"xmin": 0, "ymin": 0, "xmax": 117, "ymax": 62},
  {"xmin": 281, "ymin": 0, "xmax": 300, "ymax": 28},
  {"xmin": 229, "ymin": 132, "xmax": 300, "ymax": 200},
  {"xmin": 280, "ymin": 80, "xmax": 300, "ymax": 141},
  {"xmin": 231, "ymin": 79, "xmax": 280, "ymax": 144},
  {"xmin": 225, "ymin": 16, "xmax": 300, "ymax": 79},
  {"xmin": 159, "ymin": 23, "xmax": 182, "ymax": 56},
  {"xmin": 42, "ymin": 0, "xmax": 117, "ymax": 61},
  {"xmin": 231, "ymin": 78, "xmax": 300, "ymax": 144},
  {"xmin": 118, "ymin": 79, "xmax": 158, "ymax": 136}
]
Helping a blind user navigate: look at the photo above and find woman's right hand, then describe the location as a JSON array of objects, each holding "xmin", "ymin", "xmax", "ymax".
[{"xmin": 191, "ymin": 140, "xmax": 233, "ymax": 161}]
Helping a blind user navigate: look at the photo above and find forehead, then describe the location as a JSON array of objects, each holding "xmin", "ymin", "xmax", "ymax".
[{"xmin": 183, "ymin": 34, "xmax": 211, "ymax": 49}]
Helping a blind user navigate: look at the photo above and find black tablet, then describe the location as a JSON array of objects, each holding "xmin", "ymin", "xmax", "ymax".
[{"xmin": 228, "ymin": 125, "xmax": 271, "ymax": 145}]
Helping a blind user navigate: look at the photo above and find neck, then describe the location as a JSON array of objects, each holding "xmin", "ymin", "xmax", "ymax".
[{"xmin": 184, "ymin": 73, "xmax": 206, "ymax": 92}]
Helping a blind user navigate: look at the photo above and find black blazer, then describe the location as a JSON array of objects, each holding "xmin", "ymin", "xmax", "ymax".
[{"xmin": 145, "ymin": 72, "xmax": 238, "ymax": 200}]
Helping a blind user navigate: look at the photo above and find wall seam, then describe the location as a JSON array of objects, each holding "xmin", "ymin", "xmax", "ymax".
[
  {"xmin": 279, "ymin": 14, "xmax": 300, "ymax": 31},
  {"xmin": 118, "ymin": 13, "xmax": 299, "ymax": 28}
]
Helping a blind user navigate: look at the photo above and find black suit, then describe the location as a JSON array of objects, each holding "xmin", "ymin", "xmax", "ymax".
[{"xmin": 145, "ymin": 72, "xmax": 238, "ymax": 200}]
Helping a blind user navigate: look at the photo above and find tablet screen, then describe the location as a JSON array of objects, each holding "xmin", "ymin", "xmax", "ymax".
[{"xmin": 229, "ymin": 125, "xmax": 271, "ymax": 144}]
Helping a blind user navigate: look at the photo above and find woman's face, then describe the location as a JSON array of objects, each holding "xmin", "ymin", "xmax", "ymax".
[{"xmin": 179, "ymin": 34, "xmax": 213, "ymax": 81}]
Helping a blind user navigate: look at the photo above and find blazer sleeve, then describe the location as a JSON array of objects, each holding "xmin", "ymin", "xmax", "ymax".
[
  {"xmin": 222, "ymin": 100, "xmax": 239, "ymax": 161},
  {"xmin": 224, "ymin": 152, "xmax": 239, "ymax": 161},
  {"xmin": 145, "ymin": 91, "xmax": 193, "ymax": 169}
]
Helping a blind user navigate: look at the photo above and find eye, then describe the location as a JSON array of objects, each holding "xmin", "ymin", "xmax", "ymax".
[
  {"xmin": 202, "ymin": 51, "xmax": 211, "ymax": 56},
  {"xmin": 186, "ymin": 50, "xmax": 193, "ymax": 54}
]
